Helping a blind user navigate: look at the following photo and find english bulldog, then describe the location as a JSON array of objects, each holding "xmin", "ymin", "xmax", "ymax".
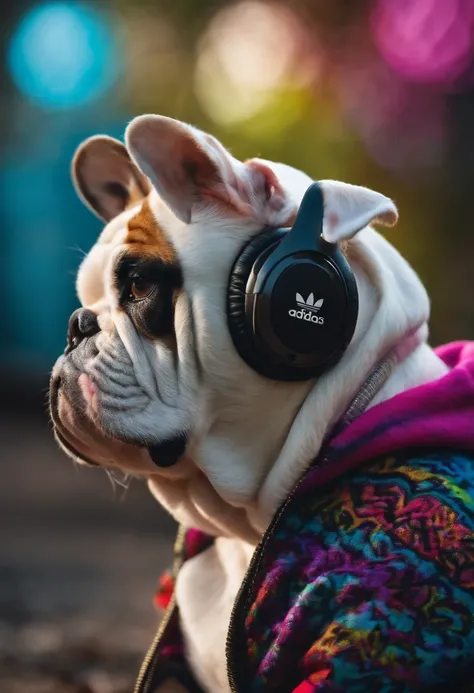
[{"xmin": 49, "ymin": 115, "xmax": 448, "ymax": 693}]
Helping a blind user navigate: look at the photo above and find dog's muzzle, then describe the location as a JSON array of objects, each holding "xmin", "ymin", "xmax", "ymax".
[
  {"xmin": 50, "ymin": 373, "xmax": 99, "ymax": 467},
  {"xmin": 49, "ymin": 308, "xmax": 104, "ymax": 466},
  {"xmin": 49, "ymin": 308, "xmax": 187, "ymax": 469}
]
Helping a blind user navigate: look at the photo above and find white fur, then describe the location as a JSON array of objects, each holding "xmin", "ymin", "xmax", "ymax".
[
  {"xmin": 55, "ymin": 116, "xmax": 450, "ymax": 693},
  {"xmin": 320, "ymin": 179, "xmax": 398, "ymax": 243},
  {"xmin": 176, "ymin": 538, "xmax": 254, "ymax": 693}
]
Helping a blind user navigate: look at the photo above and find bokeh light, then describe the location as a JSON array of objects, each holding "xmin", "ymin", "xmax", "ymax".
[
  {"xmin": 194, "ymin": 1, "xmax": 302, "ymax": 125},
  {"xmin": 371, "ymin": 0, "xmax": 474, "ymax": 87},
  {"xmin": 335, "ymin": 58, "xmax": 447, "ymax": 172},
  {"xmin": 7, "ymin": 2, "xmax": 122, "ymax": 110}
]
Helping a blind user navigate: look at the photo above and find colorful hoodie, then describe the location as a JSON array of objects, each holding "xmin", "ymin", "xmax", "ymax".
[{"xmin": 134, "ymin": 342, "xmax": 474, "ymax": 693}]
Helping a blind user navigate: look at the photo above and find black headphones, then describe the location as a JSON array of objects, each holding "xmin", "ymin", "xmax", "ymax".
[{"xmin": 227, "ymin": 182, "xmax": 359, "ymax": 381}]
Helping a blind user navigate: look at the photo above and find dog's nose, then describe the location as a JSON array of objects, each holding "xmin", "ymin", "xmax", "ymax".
[{"xmin": 67, "ymin": 308, "xmax": 100, "ymax": 352}]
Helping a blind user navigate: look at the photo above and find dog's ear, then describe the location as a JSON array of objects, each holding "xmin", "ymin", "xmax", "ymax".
[
  {"xmin": 72, "ymin": 136, "xmax": 151, "ymax": 222},
  {"xmin": 125, "ymin": 115, "xmax": 291, "ymax": 225},
  {"xmin": 320, "ymin": 180, "xmax": 398, "ymax": 243}
]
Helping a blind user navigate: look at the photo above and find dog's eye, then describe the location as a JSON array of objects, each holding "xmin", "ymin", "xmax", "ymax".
[{"xmin": 130, "ymin": 276, "xmax": 154, "ymax": 301}]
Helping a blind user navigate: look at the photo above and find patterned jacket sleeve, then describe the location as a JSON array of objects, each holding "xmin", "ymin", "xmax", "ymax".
[{"xmin": 244, "ymin": 451, "xmax": 474, "ymax": 692}]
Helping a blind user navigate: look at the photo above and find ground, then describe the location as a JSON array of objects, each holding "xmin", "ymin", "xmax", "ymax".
[{"xmin": 0, "ymin": 411, "xmax": 176, "ymax": 693}]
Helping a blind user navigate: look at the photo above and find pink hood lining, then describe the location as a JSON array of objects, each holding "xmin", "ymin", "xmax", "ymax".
[{"xmin": 310, "ymin": 341, "xmax": 474, "ymax": 489}]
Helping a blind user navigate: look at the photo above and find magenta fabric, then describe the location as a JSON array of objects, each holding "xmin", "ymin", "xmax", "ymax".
[{"xmin": 309, "ymin": 341, "xmax": 474, "ymax": 491}]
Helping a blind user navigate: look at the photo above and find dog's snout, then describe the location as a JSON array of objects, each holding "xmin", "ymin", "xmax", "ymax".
[{"xmin": 67, "ymin": 308, "xmax": 100, "ymax": 352}]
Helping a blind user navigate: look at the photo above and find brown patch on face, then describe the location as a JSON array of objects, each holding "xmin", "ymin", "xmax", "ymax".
[
  {"xmin": 126, "ymin": 199, "xmax": 178, "ymax": 264},
  {"xmin": 118, "ymin": 200, "xmax": 183, "ymax": 343}
]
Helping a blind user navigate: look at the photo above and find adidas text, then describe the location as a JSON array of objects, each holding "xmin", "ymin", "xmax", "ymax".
[{"xmin": 289, "ymin": 308, "xmax": 324, "ymax": 325}]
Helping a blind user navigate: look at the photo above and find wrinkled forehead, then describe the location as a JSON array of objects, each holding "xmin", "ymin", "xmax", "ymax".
[{"xmin": 76, "ymin": 195, "xmax": 177, "ymax": 308}]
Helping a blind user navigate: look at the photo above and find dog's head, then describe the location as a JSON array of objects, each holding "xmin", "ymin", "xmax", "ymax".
[{"xmin": 50, "ymin": 115, "xmax": 427, "ymax": 529}]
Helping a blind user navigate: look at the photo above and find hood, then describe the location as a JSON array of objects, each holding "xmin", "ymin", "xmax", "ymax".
[{"xmin": 310, "ymin": 341, "xmax": 474, "ymax": 489}]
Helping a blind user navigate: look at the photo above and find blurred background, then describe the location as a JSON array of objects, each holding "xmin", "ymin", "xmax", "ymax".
[{"xmin": 1, "ymin": 0, "xmax": 474, "ymax": 690}]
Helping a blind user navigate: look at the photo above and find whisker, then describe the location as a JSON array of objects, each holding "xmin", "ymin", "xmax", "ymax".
[
  {"xmin": 68, "ymin": 244, "xmax": 88, "ymax": 258},
  {"xmin": 104, "ymin": 468, "xmax": 132, "ymax": 498},
  {"xmin": 119, "ymin": 475, "xmax": 132, "ymax": 501},
  {"xmin": 105, "ymin": 469, "xmax": 118, "ymax": 496}
]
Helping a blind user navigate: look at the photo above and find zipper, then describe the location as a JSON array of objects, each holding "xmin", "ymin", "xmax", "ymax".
[
  {"xmin": 133, "ymin": 594, "xmax": 178, "ymax": 693},
  {"xmin": 225, "ymin": 460, "xmax": 319, "ymax": 693},
  {"xmin": 134, "ymin": 526, "xmax": 187, "ymax": 693}
]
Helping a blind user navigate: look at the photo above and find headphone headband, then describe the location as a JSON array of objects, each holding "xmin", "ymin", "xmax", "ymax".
[{"xmin": 252, "ymin": 182, "xmax": 325, "ymax": 293}]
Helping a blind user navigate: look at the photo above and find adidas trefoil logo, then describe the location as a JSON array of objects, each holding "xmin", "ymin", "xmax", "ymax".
[
  {"xmin": 296, "ymin": 293, "xmax": 324, "ymax": 312},
  {"xmin": 289, "ymin": 293, "xmax": 325, "ymax": 324}
]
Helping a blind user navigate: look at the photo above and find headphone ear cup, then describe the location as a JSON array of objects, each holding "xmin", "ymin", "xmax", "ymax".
[
  {"xmin": 228, "ymin": 226, "xmax": 359, "ymax": 381},
  {"xmin": 228, "ymin": 228, "xmax": 286, "ymax": 369}
]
